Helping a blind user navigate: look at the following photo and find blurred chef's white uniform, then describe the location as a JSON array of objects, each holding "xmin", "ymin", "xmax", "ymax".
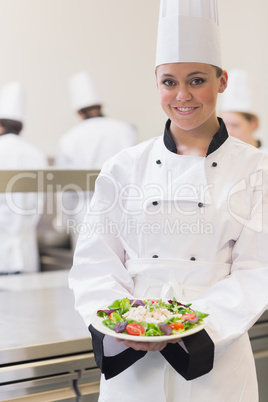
[
  {"xmin": 56, "ymin": 72, "xmax": 137, "ymax": 246},
  {"xmin": 0, "ymin": 82, "xmax": 47, "ymax": 273}
]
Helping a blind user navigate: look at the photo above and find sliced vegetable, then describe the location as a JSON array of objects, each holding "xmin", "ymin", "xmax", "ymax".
[
  {"xmin": 109, "ymin": 312, "xmax": 123, "ymax": 323},
  {"xmin": 126, "ymin": 323, "xmax": 145, "ymax": 336},
  {"xmin": 181, "ymin": 313, "xmax": 197, "ymax": 321},
  {"xmin": 169, "ymin": 322, "xmax": 185, "ymax": 330},
  {"xmin": 147, "ymin": 299, "xmax": 159, "ymax": 304}
]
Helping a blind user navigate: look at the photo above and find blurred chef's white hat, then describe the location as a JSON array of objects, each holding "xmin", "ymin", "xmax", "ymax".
[
  {"xmin": 0, "ymin": 81, "xmax": 24, "ymax": 122},
  {"xmin": 155, "ymin": 0, "xmax": 222, "ymax": 68},
  {"xmin": 220, "ymin": 69, "xmax": 256, "ymax": 114},
  {"xmin": 69, "ymin": 71, "xmax": 101, "ymax": 111}
]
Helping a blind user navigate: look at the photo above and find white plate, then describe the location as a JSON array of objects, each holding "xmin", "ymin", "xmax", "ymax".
[{"xmin": 91, "ymin": 303, "xmax": 208, "ymax": 342}]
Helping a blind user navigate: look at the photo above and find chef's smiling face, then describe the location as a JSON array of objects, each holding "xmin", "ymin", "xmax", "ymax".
[{"xmin": 156, "ymin": 62, "xmax": 227, "ymax": 136}]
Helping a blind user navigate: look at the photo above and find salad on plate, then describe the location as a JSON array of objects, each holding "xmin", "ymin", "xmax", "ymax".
[{"xmin": 95, "ymin": 297, "xmax": 209, "ymax": 339}]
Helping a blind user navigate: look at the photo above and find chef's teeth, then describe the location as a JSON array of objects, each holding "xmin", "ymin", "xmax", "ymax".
[{"xmin": 177, "ymin": 107, "xmax": 195, "ymax": 111}]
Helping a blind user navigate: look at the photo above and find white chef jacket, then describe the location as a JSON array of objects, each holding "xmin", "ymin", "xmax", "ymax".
[
  {"xmin": 69, "ymin": 119, "xmax": 268, "ymax": 402},
  {"xmin": 57, "ymin": 116, "xmax": 137, "ymax": 169},
  {"xmin": 259, "ymin": 145, "xmax": 268, "ymax": 153},
  {"xmin": 56, "ymin": 116, "xmax": 137, "ymax": 245},
  {"xmin": 0, "ymin": 134, "xmax": 47, "ymax": 273}
]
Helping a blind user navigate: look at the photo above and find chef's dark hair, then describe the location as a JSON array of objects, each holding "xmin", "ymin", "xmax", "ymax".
[
  {"xmin": 155, "ymin": 65, "xmax": 224, "ymax": 78},
  {"xmin": 237, "ymin": 111, "xmax": 259, "ymax": 127},
  {"xmin": 214, "ymin": 66, "xmax": 223, "ymax": 78},
  {"xmin": 79, "ymin": 105, "xmax": 102, "ymax": 119},
  {"xmin": 0, "ymin": 119, "xmax": 23, "ymax": 135}
]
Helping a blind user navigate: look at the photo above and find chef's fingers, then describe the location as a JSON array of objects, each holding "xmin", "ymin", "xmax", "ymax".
[
  {"xmin": 123, "ymin": 340, "xmax": 167, "ymax": 351},
  {"xmin": 168, "ymin": 338, "xmax": 181, "ymax": 343}
]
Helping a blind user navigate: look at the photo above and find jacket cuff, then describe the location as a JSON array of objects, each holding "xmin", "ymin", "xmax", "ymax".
[
  {"xmin": 89, "ymin": 324, "xmax": 147, "ymax": 379},
  {"xmin": 160, "ymin": 329, "xmax": 214, "ymax": 380}
]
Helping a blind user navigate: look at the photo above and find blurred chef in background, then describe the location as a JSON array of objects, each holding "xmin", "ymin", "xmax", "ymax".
[
  {"xmin": 56, "ymin": 71, "xmax": 138, "ymax": 247},
  {"xmin": 0, "ymin": 81, "xmax": 48, "ymax": 274},
  {"xmin": 220, "ymin": 68, "xmax": 267, "ymax": 152}
]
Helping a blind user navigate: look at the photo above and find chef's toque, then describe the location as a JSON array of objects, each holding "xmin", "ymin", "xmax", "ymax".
[
  {"xmin": 69, "ymin": 71, "xmax": 101, "ymax": 111},
  {"xmin": 155, "ymin": 0, "xmax": 222, "ymax": 68},
  {"xmin": 220, "ymin": 69, "xmax": 255, "ymax": 114},
  {"xmin": 0, "ymin": 82, "xmax": 24, "ymax": 122}
]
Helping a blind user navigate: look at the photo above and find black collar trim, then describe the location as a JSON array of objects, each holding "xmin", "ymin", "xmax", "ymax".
[
  {"xmin": 257, "ymin": 139, "xmax": 262, "ymax": 148},
  {"xmin": 163, "ymin": 118, "xmax": 229, "ymax": 156}
]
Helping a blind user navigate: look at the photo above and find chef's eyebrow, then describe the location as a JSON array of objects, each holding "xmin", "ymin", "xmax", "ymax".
[
  {"xmin": 160, "ymin": 71, "xmax": 207, "ymax": 78},
  {"xmin": 187, "ymin": 71, "xmax": 207, "ymax": 77}
]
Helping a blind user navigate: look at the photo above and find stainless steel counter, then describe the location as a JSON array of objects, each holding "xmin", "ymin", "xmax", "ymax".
[
  {"xmin": 0, "ymin": 271, "xmax": 100, "ymax": 401},
  {"xmin": 1, "ymin": 271, "xmax": 267, "ymax": 401}
]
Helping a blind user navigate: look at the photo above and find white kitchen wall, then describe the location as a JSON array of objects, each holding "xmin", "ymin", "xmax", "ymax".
[{"xmin": 0, "ymin": 0, "xmax": 267, "ymax": 157}]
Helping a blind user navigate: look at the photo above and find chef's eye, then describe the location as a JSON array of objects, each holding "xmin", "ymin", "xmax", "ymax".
[
  {"xmin": 191, "ymin": 78, "xmax": 205, "ymax": 85},
  {"xmin": 163, "ymin": 79, "xmax": 176, "ymax": 87}
]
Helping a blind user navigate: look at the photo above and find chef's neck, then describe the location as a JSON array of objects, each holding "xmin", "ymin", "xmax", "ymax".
[{"xmin": 170, "ymin": 117, "xmax": 220, "ymax": 157}]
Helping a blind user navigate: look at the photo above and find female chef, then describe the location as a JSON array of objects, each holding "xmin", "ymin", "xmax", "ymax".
[
  {"xmin": 220, "ymin": 68, "xmax": 268, "ymax": 152},
  {"xmin": 69, "ymin": 1, "xmax": 268, "ymax": 401}
]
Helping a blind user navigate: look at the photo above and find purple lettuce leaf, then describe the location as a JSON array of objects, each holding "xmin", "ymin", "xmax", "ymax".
[
  {"xmin": 158, "ymin": 323, "xmax": 172, "ymax": 335},
  {"xmin": 113, "ymin": 321, "xmax": 128, "ymax": 333},
  {"xmin": 97, "ymin": 308, "xmax": 119, "ymax": 316},
  {"xmin": 182, "ymin": 315, "xmax": 199, "ymax": 323},
  {"xmin": 128, "ymin": 299, "xmax": 145, "ymax": 307},
  {"xmin": 167, "ymin": 299, "xmax": 195, "ymax": 312}
]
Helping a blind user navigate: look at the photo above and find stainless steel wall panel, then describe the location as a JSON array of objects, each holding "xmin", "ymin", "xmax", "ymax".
[
  {"xmin": 0, "ymin": 338, "xmax": 92, "ymax": 366},
  {"xmin": 0, "ymin": 353, "xmax": 96, "ymax": 383},
  {"xmin": 77, "ymin": 382, "xmax": 100, "ymax": 402},
  {"xmin": 1, "ymin": 389, "xmax": 76, "ymax": 401},
  {"xmin": 78, "ymin": 368, "xmax": 101, "ymax": 385},
  {"xmin": 254, "ymin": 350, "xmax": 268, "ymax": 402},
  {"xmin": 0, "ymin": 169, "xmax": 99, "ymax": 193},
  {"xmin": 0, "ymin": 373, "xmax": 77, "ymax": 401}
]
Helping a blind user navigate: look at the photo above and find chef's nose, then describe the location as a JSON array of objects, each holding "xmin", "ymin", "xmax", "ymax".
[{"xmin": 176, "ymin": 85, "xmax": 192, "ymax": 102}]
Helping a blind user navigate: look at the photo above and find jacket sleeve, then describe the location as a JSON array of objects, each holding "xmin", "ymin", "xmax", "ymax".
[
  {"xmin": 88, "ymin": 325, "xmax": 147, "ymax": 380},
  {"xmin": 88, "ymin": 324, "xmax": 214, "ymax": 380},
  {"xmin": 192, "ymin": 166, "xmax": 268, "ymax": 359},
  {"xmin": 69, "ymin": 169, "xmax": 135, "ymax": 327},
  {"xmin": 160, "ymin": 329, "xmax": 214, "ymax": 380}
]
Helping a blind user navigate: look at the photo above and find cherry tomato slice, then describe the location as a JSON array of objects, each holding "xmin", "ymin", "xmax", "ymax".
[
  {"xmin": 147, "ymin": 299, "xmax": 158, "ymax": 304},
  {"xmin": 109, "ymin": 312, "xmax": 121, "ymax": 322},
  {"xmin": 126, "ymin": 323, "xmax": 145, "ymax": 336},
  {"xmin": 180, "ymin": 313, "xmax": 196, "ymax": 321},
  {"xmin": 169, "ymin": 322, "xmax": 185, "ymax": 330}
]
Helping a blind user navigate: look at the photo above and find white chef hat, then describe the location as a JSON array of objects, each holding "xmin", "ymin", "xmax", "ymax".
[
  {"xmin": 0, "ymin": 81, "xmax": 24, "ymax": 122},
  {"xmin": 155, "ymin": 0, "xmax": 222, "ymax": 68},
  {"xmin": 69, "ymin": 71, "xmax": 101, "ymax": 111},
  {"xmin": 220, "ymin": 69, "xmax": 255, "ymax": 114}
]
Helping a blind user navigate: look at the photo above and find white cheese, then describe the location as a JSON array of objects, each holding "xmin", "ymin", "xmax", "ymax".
[{"xmin": 122, "ymin": 305, "xmax": 181, "ymax": 324}]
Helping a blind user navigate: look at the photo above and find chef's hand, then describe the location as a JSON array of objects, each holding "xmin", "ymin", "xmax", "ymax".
[{"xmin": 116, "ymin": 337, "xmax": 180, "ymax": 352}]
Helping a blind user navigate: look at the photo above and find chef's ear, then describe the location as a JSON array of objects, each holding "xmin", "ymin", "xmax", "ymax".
[
  {"xmin": 250, "ymin": 115, "xmax": 259, "ymax": 131},
  {"xmin": 218, "ymin": 70, "xmax": 228, "ymax": 94}
]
